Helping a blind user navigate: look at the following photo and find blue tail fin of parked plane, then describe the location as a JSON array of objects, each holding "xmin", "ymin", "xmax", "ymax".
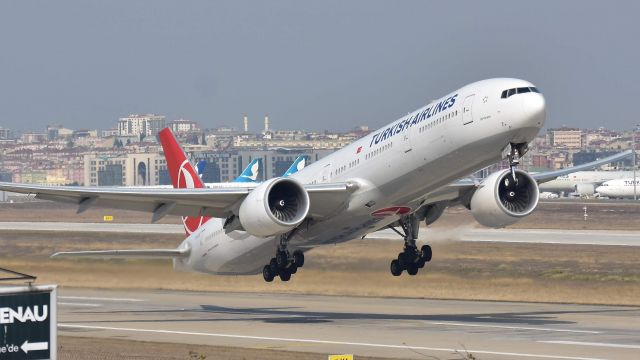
[
  {"xmin": 234, "ymin": 158, "xmax": 262, "ymax": 182},
  {"xmin": 195, "ymin": 160, "xmax": 207, "ymax": 179},
  {"xmin": 283, "ymin": 155, "xmax": 308, "ymax": 177}
]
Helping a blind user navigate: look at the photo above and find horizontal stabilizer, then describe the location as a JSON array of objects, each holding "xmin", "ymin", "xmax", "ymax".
[{"xmin": 51, "ymin": 247, "xmax": 190, "ymax": 259}]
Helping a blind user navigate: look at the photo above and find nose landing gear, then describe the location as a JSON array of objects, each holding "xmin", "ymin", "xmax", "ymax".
[{"xmin": 388, "ymin": 215, "xmax": 432, "ymax": 276}]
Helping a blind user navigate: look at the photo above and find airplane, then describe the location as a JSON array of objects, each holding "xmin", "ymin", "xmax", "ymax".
[
  {"xmin": 0, "ymin": 78, "xmax": 632, "ymax": 282},
  {"xmin": 539, "ymin": 170, "xmax": 633, "ymax": 196},
  {"xmin": 595, "ymin": 178, "xmax": 639, "ymax": 199}
]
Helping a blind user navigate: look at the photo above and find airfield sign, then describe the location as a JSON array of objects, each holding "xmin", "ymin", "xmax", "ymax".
[{"xmin": 0, "ymin": 285, "xmax": 57, "ymax": 360}]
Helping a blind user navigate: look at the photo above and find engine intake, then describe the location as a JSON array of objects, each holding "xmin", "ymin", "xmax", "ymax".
[
  {"xmin": 239, "ymin": 177, "xmax": 310, "ymax": 237},
  {"xmin": 470, "ymin": 169, "xmax": 539, "ymax": 228}
]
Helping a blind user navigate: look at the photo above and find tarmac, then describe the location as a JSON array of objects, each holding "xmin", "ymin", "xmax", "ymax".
[{"xmin": 56, "ymin": 288, "xmax": 640, "ymax": 360}]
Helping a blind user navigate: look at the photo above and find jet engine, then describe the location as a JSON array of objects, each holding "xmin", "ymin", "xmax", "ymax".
[
  {"xmin": 469, "ymin": 169, "xmax": 539, "ymax": 228},
  {"xmin": 238, "ymin": 177, "xmax": 310, "ymax": 237},
  {"xmin": 574, "ymin": 183, "xmax": 595, "ymax": 196}
]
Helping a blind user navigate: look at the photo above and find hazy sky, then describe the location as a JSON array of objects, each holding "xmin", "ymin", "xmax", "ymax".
[{"xmin": 0, "ymin": 1, "xmax": 638, "ymax": 132}]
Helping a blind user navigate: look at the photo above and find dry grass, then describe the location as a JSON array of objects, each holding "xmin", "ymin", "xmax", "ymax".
[
  {"xmin": 59, "ymin": 336, "xmax": 395, "ymax": 360},
  {"xmin": 3, "ymin": 233, "xmax": 640, "ymax": 306}
]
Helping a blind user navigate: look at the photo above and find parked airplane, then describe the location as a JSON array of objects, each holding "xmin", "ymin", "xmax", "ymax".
[
  {"xmin": 595, "ymin": 178, "xmax": 639, "ymax": 199},
  {"xmin": 539, "ymin": 170, "xmax": 633, "ymax": 196},
  {"xmin": 0, "ymin": 78, "xmax": 631, "ymax": 282},
  {"xmin": 202, "ymin": 155, "xmax": 307, "ymax": 188}
]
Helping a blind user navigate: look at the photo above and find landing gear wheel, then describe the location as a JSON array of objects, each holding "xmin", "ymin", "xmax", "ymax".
[
  {"xmin": 276, "ymin": 251, "xmax": 288, "ymax": 268},
  {"xmin": 279, "ymin": 268, "xmax": 292, "ymax": 281},
  {"xmin": 406, "ymin": 263, "xmax": 419, "ymax": 276},
  {"xmin": 293, "ymin": 250, "xmax": 305, "ymax": 267},
  {"xmin": 262, "ymin": 265, "xmax": 275, "ymax": 282},
  {"xmin": 289, "ymin": 264, "xmax": 298, "ymax": 274},
  {"xmin": 269, "ymin": 258, "xmax": 279, "ymax": 273},
  {"xmin": 390, "ymin": 259, "xmax": 402, "ymax": 276},
  {"xmin": 420, "ymin": 245, "xmax": 432, "ymax": 263},
  {"xmin": 397, "ymin": 253, "xmax": 409, "ymax": 269}
]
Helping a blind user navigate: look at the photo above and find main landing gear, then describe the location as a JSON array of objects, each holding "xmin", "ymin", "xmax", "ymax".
[
  {"xmin": 389, "ymin": 215, "xmax": 432, "ymax": 276},
  {"xmin": 262, "ymin": 232, "xmax": 305, "ymax": 282}
]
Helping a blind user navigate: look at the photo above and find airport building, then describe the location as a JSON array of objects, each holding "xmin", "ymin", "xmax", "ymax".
[
  {"xmin": 547, "ymin": 127, "xmax": 583, "ymax": 149},
  {"xmin": 117, "ymin": 114, "xmax": 166, "ymax": 138},
  {"xmin": 84, "ymin": 152, "xmax": 168, "ymax": 186}
]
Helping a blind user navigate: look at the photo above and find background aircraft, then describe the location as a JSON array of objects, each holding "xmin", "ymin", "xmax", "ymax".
[
  {"xmin": 596, "ymin": 178, "xmax": 639, "ymax": 199},
  {"xmin": 538, "ymin": 170, "xmax": 633, "ymax": 196}
]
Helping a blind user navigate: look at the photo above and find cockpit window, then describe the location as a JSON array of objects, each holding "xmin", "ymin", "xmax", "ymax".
[{"xmin": 501, "ymin": 87, "xmax": 540, "ymax": 98}]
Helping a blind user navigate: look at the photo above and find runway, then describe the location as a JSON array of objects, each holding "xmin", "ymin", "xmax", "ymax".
[
  {"xmin": 56, "ymin": 288, "xmax": 640, "ymax": 360},
  {"xmin": 1, "ymin": 221, "xmax": 638, "ymax": 246}
]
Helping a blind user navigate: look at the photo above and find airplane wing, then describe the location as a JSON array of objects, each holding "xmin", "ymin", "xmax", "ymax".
[
  {"xmin": 428, "ymin": 150, "xmax": 634, "ymax": 206},
  {"xmin": 531, "ymin": 150, "xmax": 633, "ymax": 184},
  {"xmin": 51, "ymin": 248, "xmax": 189, "ymax": 259},
  {"xmin": 0, "ymin": 181, "xmax": 354, "ymax": 221}
]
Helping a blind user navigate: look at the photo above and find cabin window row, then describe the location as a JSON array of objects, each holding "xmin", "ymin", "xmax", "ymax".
[
  {"xmin": 419, "ymin": 110, "xmax": 458, "ymax": 133},
  {"xmin": 365, "ymin": 142, "xmax": 393, "ymax": 160}
]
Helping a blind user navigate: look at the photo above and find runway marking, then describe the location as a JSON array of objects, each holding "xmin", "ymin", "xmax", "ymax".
[
  {"xmin": 58, "ymin": 324, "xmax": 605, "ymax": 360},
  {"xmin": 59, "ymin": 296, "xmax": 143, "ymax": 302},
  {"xmin": 541, "ymin": 340, "xmax": 640, "ymax": 349},
  {"xmin": 426, "ymin": 322, "xmax": 601, "ymax": 334},
  {"xmin": 58, "ymin": 302, "xmax": 102, "ymax": 307}
]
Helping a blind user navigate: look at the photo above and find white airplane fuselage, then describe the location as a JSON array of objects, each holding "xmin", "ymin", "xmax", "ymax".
[
  {"xmin": 174, "ymin": 78, "xmax": 546, "ymax": 275},
  {"xmin": 596, "ymin": 178, "xmax": 640, "ymax": 199},
  {"xmin": 539, "ymin": 171, "xmax": 633, "ymax": 194}
]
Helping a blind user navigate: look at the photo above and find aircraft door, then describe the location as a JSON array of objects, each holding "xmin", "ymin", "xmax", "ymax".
[
  {"xmin": 321, "ymin": 163, "xmax": 332, "ymax": 182},
  {"xmin": 462, "ymin": 94, "xmax": 475, "ymax": 125},
  {"xmin": 402, "ymin": 129, "xmax": 412, "ymax": 153}
]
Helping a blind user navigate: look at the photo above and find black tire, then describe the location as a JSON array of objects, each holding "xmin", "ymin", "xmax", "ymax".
[
  {"xmin": 290, "ymin": 264, "xmax": 298, "ymax": 274},
  {"xmin": 397, "ymin": 253, "xmax": 408, "ymax": 269},
  {"xmin": 269, "ymin": 258, "xmax": 279, "ymax": 273},
  {"xmin": 406, "ymin": 263, "xmax": 419, "ymax": 276},
  {"xmin": 417, "ymin": 257, "xmax": 426, "ymax": 269},
  {"xmin": 276, "ymin": 251, "xmax": 288, "ymax": 268},
  {"xmin": 390, "ymin": 259, "xmax": 402, "ymax": 276},
  {"xmin": 279, "ymin": 268, "xmax": 292, "ymax": 281},
  {"xmin": 263, "ymin": 265, "xmax": 274, "ymax": 282},
  {"xmin": 421, "ymin": 245, "xmax": 433, "ymax": 262},
  {"xmin": 293, "ymin": 250, "xmax": 305, "ymax": 267}
]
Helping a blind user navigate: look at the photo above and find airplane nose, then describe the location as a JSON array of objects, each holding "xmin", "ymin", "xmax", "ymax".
[{"xmin": 521, "ymin": 93, "xmax": 546, "ymax": 128}]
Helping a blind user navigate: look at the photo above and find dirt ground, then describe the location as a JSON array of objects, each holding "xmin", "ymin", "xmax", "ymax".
[{"xmin": 58, "ymin": 336, "xmax": 396, "ymax": 360}]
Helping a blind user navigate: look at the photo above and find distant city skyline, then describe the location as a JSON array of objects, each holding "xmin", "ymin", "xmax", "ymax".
[{"xmin": 1, "ymin": 1, "xmax": 638, "ymax": 132}]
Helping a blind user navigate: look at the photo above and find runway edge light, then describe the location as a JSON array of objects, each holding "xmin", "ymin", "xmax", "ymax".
[{"xmin": 328, "ymin": 355, "xmax": 353, "ymax": 360}]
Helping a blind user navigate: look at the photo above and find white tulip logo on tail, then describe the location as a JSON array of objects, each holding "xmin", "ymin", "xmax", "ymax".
[{"xmin": 178, "ymin": 159, "xmax": 204, "ymax": 234}]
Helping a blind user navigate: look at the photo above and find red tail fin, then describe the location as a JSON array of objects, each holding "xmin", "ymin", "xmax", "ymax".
[{"xmin": 158, "ymin": 128, "xmax": 210, "ymax": 235}]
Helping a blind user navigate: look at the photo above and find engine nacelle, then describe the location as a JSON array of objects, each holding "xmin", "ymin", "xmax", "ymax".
[
  {"xmin": 575, "ymin": 183, "xmax": 595, "ymax": 196},
  {"xmin": 238, "ymin": 177, "xmax": 310, "ymax": 237},
  {"xmin": 470, "ymin": 169, "xmax": 539, "ymax": 228}
]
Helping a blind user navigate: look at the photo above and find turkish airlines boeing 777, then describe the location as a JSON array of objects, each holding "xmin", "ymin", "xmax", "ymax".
[{"xmin": 0, "ymin": 78, "xmax": 631, "ymax": 282}]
